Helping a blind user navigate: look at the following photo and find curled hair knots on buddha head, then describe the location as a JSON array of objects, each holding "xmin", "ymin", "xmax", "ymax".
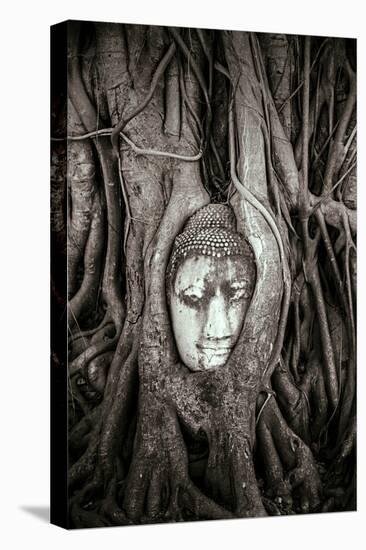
[{"xmin": 167, "ymin": 203, "xmax": 255, "ymax": 285}]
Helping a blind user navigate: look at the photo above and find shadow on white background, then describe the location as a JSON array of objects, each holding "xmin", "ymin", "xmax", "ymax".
[{"xmin": 20, "ymin": 506, "xmax": 49, "ymax": 523}]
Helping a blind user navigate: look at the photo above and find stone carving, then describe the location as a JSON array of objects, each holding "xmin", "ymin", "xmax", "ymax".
[{"xmin": 167, "ymin": 204, "xmax": 256, "ymax": 371}]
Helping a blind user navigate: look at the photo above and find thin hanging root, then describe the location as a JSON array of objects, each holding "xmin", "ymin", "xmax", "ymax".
[
  {"xmin": 194, "ymin": 29, "xmax": 226, "ymax": 182},
  {"xmin": 300, "ymin": 36, "xmax": 311, "ymax": 206},
  {"xmin": 308, "ymin": 264, "xmax": 339, "ymax": 409},
  {"xmin": 323, "ymin": 59, "xmax": 356, "ymax": 194},
  {"xmin": 278, "ymin": 38, "xmax": 330, "ymax": 114},
  {"xmin": 164, "ymin": 53, "xmax": 180, "ymax": 138},
  {"xmin": 291, "ymin": 272, "xmax": 305, "ymax": 382},
  {"xmin": 299, "ymin": 354, "xmax": 328, "ymax": 443},
  {"xmin": 120, "ymin": 131, "xmax": 203, "ymax": 161},
  {"xmin": 117, "ymin": 156, "xmax": 132, "ymax": 255},
  {"xmin": 111, "ymin": 42, "xmax": 176, "ymax": 155},
  {"xmin": 179, "ymin": 57, "xmax": 204, "ymax": 141},
  {"xmin": 261, "ymin": 124, "xmax": 280, "ymax": 216},
  {"xmin": 338, "ymin": 144, "xmax": 356, "ymax": 201},
  {"xmin": 170, "ymin": 28, "xmax": 225, "ymax": 185},
  {"xmin": 98, "ymin": 156, "xmax": 125, "ymax": 335},
  {"xmin": 177, "ymin": 58, "xmax": 213, "ymax": 194},
  {"xmin": 295, "ymin": 60, "xmax": 325, "ymax": 168},
  {"xmin": 70, "ymin": 316, "xmax": 113, "ymax": 344},
  {"xmin": 54, "ymin": 129, "xmax": 203, "ymax": 161},
  {"xmin": 342, "ymin": 211, "xmax": 356, "ymax": 348},
  {"xmin": 315, "ymin": 210, "xmax": 344, "ymax": 301},
  {"xmin": 169, "ymin": 26, "xmax": 227, "ymax": 186},
  {"xmin": 336, "ymin": 212, "xmax": 356, "ymax": 441},
  {"xmin": 169, "ymin": 28, "xmax": 211, "ymax": 116},
  {"xmin": 298, "ymin": 37, "xmax": 339, "ymax": 410},
  {"xmin": 312, "ymin": 120, "xmax": 340, "ymax": 168},
  {"xmin": 314, "ymin": 208, "xmax": 355, "ymax": 420},
  {"xmin": 209, "ymin": 135, "xmax": 226, "ymax": 182}
]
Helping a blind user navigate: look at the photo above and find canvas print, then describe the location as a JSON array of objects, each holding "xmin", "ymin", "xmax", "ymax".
[{"xmin": 51, "ymin": 20, "xmax": 356, "ymax": 528}]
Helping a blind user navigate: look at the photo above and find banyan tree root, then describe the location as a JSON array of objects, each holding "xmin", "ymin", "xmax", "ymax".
[
  {"xmin": 63, "ymin": 25, "xmax": 356, "ymax": 525},
  {"xmin": 257, "ymin": 397, "xmax": 323, "ymax": 513},
  {"xmin": 121, "ymin": 399, "xmax": 235, "ymax": 523},
  {"xmin": 68, "ymin": 188, "xmax": 105, "ymax": 330}
]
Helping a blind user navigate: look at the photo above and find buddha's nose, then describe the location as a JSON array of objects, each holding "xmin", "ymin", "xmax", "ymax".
[{"xmin": 204, "ymin": 292, "xmax": 231, "ymax": 341}]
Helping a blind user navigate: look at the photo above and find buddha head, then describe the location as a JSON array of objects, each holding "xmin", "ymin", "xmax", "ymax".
[{"xmin": 167, "ymin": 204, "xmax": 256, "ymax": 372}]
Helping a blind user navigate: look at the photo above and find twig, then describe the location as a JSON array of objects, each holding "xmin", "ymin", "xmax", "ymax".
[
  {"xmin": 256, "ymin": 392, "xmax": 273, "ymax": 426},
  {"xmin": 117, "ymin": 156, "xmax": 132, "ymax": 255},
  {"xmin": 312, "ymin": 121, "xmax": 340, "ymax": 168}
]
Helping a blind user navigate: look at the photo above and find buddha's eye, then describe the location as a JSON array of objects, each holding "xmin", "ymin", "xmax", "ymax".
[
  {"xmin": 180, "ymin": 286, "xmax": 204, "ymax": 307},
  {"xmin": 228, "ymin": 285, "xmax": 247, "ymax": 302}
]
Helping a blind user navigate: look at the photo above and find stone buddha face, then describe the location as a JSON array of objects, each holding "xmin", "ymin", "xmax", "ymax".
[{"xmin": 167, "ymin": 204, "xmax": 255, "ymax": 372}]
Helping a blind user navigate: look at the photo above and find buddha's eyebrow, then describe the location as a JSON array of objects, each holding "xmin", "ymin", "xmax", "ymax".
[{"xmin": 181, "ymin": 283, "xmax": 205, "ymax": 293}]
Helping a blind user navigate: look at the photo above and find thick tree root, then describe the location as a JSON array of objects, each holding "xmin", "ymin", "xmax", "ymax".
[
  {"xmin": 122, "ymin": 410, "xmax": 235, "ymax": 522},
  {"xmin": 258, "ymin": 397, "xmax": 322, "ymax": 513}
]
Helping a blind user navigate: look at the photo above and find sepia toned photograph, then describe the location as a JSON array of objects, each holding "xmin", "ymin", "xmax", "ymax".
[{"xmin": 51, "ymin": 20, "xmax": 356, "ymax": 528}]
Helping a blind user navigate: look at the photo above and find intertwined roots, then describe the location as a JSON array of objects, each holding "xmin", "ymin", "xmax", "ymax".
[{"xmin": 51, "ymin": 24, "xmax": 356, "ymax": 526}]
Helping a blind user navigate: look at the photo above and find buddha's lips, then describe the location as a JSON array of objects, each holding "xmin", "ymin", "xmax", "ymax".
[{"xmin": 197, "ymin": 345, "xmax": 232, "ymax": 353}]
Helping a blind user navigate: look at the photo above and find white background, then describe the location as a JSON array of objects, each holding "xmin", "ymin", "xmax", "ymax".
[{"xmin": 0, "ymin": 1, "xmax": 364, "ymax": 548}]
